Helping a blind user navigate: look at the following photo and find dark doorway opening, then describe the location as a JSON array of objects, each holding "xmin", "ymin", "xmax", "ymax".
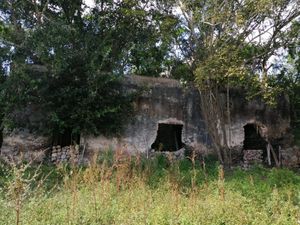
[
  {"xmin": 243, "ymin": 124, "xmax": 274, "ymax": 164},
  {"xmin": 52, "ymin": 129, "xmax": 80, "ymax": 147},
  {"xmin": 151, "ymin": 123, "xmax": 184, "ymax": 152},
  {"xmin": 243, "ymin": 124, "xmax": 267, "ymax": 150}
]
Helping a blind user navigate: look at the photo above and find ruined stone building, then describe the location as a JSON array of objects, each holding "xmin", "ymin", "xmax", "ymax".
[{"xmin": 1, "ymin": 75, "xmax": 299, "ymax": 167}]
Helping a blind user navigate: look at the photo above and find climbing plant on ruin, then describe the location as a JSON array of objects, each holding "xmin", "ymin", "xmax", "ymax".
[{"xmin": 166, "ymin": 0, "xmax": 300, "ymax": 165}]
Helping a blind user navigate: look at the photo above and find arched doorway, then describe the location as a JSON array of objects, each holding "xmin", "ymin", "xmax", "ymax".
[
  {"xmin": 52, "ymin": 129, "xmax": 80, "ymax": 147},
  {"xmin": 151, "ymin": 123, "xmax": 184, "ymax": 152},
  {"xmin": 243, "ymin": 124, "xmax": 267, "ymax": 150},
  {"xmin": 243, "ymin": 124, "xmax": 269, "ymax": 165}
]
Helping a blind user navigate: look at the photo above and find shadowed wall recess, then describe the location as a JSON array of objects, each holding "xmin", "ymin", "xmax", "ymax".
[{"xmin": 151, "ymin": 123, "xmax": 184, "ymax": 152}]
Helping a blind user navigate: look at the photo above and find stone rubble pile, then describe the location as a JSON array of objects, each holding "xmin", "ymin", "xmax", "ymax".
[
  {"xmin": 280, "ymin": 146, "xmax": 300, "ymax": 168},
  {"xmin": 243, "ymin": 150, "xmax": 263, "ymax": 167},
  {"xmin": 51, "ymin": 145, "xmax": 80, "ymax": 164},
  {"xmin": 150, "ymin": 148, "xmax": 186, "ymax": 160}
]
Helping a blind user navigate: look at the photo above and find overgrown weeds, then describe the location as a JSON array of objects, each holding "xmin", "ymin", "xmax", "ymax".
[{"xmin": 0, "ymin": 149, "xmax": 299, "ymax": 225}]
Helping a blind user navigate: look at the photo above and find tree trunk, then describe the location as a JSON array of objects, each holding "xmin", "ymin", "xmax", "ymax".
[{"xmin": 198, "ymin": 87, "xmax": 232, "ymax": 167}]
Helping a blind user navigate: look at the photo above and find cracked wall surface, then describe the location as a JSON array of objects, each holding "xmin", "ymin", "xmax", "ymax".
[
  {"xmin": 82, "ymin": 75, "xmax": 210, "ymax": 155},
  {"xmin": 0, "ymin": 75, "xmax": 295, "ymax": 165},
  {"xmin": 82, "ymin": 76, "xmax": 292, "ymax": 158}
]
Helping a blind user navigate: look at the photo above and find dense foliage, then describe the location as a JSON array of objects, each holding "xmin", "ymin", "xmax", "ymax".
[
  {"xmin": 0, "ymin": 0, "xmax": 153, "ymax": 139},
  {"xmin": 0, "ymin": 0, "xmax": 299, "ymax": 149},
  {"xmin": 0, "ymin": 0, "xmax": 194, "ymax": 140}
]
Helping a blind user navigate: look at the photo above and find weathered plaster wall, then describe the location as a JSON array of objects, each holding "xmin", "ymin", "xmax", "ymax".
[
  {"xmin": 82, "ymin": 75, "xmax": 211, "ymax": 155},
  {"xmin": 225, "ymin": 89, "xmax": 291, "ymax": 150},
  {"xmin": 83, "ymin": 76, "xmax": 292, "ymax": 157},
  {"xmin": 0, "ymin": 75, "xmax": 294, "ymax": 165}
]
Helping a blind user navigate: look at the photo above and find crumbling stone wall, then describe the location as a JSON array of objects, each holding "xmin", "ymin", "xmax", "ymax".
[
  {"xmin": 50, "ymin": 145, "xmax": 80, "ymax": 164},
  {"xmin": 280, "ymin": 146, "xmax": 300, "ymax": 168},
  {"xmin": 82, "ymin": 75, "xmax": 210, "ymax": 155},
  {"xmin": 0, "ymin": 130, "xmax": 48, "ymax": 163},
  {"xmin": 225, "ymin": 89, "xmax": 292, "ymax": 151},
  {"xmin": 243, "ymin": 150, "xmax": 264, "ymax": 168},
  {"xmin": 83, "ymin": 76, "xmax": 293, "ymax": 158},
  {"xmin": 0, "ymin": 75, "xmax": 296, "ymax": 167},
  {"xmin": 0, "ymin": 130, "xmax": 82, "ymax": 165}
]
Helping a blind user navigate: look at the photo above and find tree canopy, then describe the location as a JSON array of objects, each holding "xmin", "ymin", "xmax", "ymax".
[{"xmin": 0, "ymin": 0, "xmax": 299, "ymax": 154}]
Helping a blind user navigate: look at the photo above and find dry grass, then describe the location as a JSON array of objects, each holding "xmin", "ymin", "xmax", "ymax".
[{"xmin": 0, "ymin": 149, "xmax": 299, "ymax": 225}]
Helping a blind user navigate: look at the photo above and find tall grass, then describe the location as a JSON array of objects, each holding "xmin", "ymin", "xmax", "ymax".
[{"xmin": 0, "ymin": 150, "xmax": 299, "ymax": 225}]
